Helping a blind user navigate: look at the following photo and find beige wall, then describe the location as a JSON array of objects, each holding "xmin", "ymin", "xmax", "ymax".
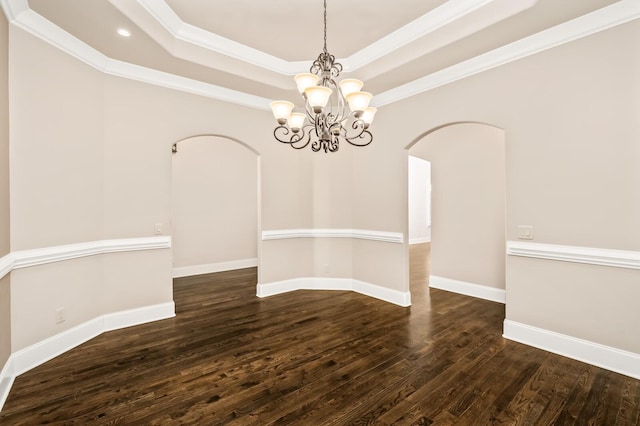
[
  {"xmin": 410, "ymin": 123, "xmax": 506, "ymax": 289},
  {"xmin": 171, "ymin": 135, "xmax": 258, "ymax": 269},
  {"xmin": 0, "ymin": 275, "xmax": 9, "ymax": 367},
  {"xmin": 374, "ymin": 20, "xmax": 640, "ymax": 352},
  {"xmin": 0, "ymin": 12, "xmax": 10, "ymax": 371},
  {"xmin": 9, "ymin": 29, "xmax": 103, "ymax": 251},
  {"xmin": 0, "ymin": 11, "xmax": 8, "ymax": 259}
]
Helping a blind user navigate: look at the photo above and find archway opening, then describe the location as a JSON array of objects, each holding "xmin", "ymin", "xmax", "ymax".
[
  {"xmin": 171, "ymin": 135, "xmax": 260, "ymax": 280},
  {"xmin": 406, "ymin": 122, "xmax": 506, "ymax": 304}
]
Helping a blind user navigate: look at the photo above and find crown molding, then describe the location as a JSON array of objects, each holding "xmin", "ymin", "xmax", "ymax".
[
  {"xmin": 2, "ymin": 0, "xmax": 638, "ymax": 110},
  {"xmin": 0, "ymin": 2, "xmax": 272, "ymax": 110},
  {"xmin": 135, "ymin": 0, "xmax": 519, "ymax": 76},
  {"xmin": 343, "ymin": 0, "xmax": 535, "ymax": 72},
  {"xmin": 135, "ymin": 0, "xmax": 305, "ymax": 76},
  {"xmin": 373, "ymin": 0, "xmax": 640, "ymax": 107}
]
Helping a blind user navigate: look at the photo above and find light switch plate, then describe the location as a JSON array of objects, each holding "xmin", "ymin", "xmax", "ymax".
[{"xmin": 517, "ymin": 225, "xmax": 534, "ymax": 240}]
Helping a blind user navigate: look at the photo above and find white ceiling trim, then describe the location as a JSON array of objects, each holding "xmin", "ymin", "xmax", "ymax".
[
  {"xmin": 134, "ymin": 0, "xmax": 513, "ymax": 76},
  {"xmin": 135, "ymin": 0, "xmax": 308, "ymax": 76},
  {"xmin": 373, "ymin": 0, "xmax": 640, "ymax": 107},
  {"xmin": 342, "ymin": 0, "xmax": 520, "ymax": 71},
  {"xmin": 0, "ymin": 0, "xmax": 272, "ymax": 110},
  {"xmin": 1, "ymin": 0, "xmax": 638, "ymax": 111}
]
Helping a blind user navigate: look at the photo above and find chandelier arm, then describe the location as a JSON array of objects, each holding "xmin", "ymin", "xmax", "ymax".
[
  {"xmin": 345, "ymin": 129, "xmax": 373, "ymax": 147},
  {"xmin": 273, "ymin": 125, "xmax": 313, "ymax": 150},
  {"xmin": 342, "ymin": 119, "xmax": 373, "ymax": 147}
]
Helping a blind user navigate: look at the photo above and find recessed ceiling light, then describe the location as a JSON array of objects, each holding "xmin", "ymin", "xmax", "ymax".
[{"xmin": 117, "ymin": 28, "xmax": 131, "ymax": 37}]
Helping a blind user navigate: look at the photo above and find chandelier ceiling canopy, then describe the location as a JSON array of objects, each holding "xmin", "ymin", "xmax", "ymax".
[{"xmin": 269, "ymin": 0, "xmax": 376, "ymax": 153}]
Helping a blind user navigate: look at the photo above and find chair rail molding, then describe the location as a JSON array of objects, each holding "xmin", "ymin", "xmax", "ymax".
[
  {"xmin": 507, "ymin": 241, "xmax": 640, "ymax": 270},
  {"xmin": 262, "ymin": 229, "xmax": 404, "ymax": 244},
  {"xmin": 0, "ymin": 236, "xmax": 172, "ymax": 280}
]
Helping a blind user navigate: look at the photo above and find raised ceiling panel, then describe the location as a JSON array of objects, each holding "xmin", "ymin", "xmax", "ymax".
[{"xmin": 164, "ymin": 0, "xmax": 448, "ymax": 61}]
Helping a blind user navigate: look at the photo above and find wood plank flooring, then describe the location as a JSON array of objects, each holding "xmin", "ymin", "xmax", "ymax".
[{"xmin": 2, "ymin": 243, "xmax": 639, "ymax": 424}]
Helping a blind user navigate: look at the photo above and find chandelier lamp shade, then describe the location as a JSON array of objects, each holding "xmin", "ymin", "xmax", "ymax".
[{"xmin": 269, "ymin": 0, "xmax": 376, "ymax": 153}]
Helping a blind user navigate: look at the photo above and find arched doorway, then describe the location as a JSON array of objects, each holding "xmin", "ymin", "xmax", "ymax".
[
  {"xmin": 171, "ymin": 134, "xmax": 261, "ymax": 280},
  {"xmin": 406, "ymin": 122, "xmax": 506, "ymax": 303}
]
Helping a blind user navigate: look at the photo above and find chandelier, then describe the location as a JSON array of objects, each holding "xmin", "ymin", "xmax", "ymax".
[{"xmin": 269, "ymin": 0, "xmax": 376, "ymax": 153}]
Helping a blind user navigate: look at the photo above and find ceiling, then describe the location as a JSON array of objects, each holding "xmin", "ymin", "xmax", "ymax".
[{"xmin": 13, "ymin": 0, "xmax": 633, "ymax": 107}]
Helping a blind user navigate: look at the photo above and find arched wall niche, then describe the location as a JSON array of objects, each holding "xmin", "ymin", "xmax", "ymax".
[
  {"xmin": 405, "ymin": 122, "xmax": 507, "ymax": 302},
  {"xmin": 171, "ymin": 134, "xmax": 261, "ymax": 281}
]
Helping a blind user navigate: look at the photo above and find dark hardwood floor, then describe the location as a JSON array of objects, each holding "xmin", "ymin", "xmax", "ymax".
[{"xmin": 2, "ymin": 243, "xmax": 639, "ymax": 424}]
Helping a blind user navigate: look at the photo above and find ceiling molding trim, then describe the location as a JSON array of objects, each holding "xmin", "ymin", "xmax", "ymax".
[
  {"xmin": 137, "ymin": 0, "xmax": 509, "ymax": 76},
  {"xmin": 373, "ymin": 0, "xmax": 640, "ymax": 107},
  {"xmin": 0, "ymin": 0, "xmax": 27, "ymax": 21},
  {"xmin": 3, "ymin": 2, "xmax": 271, "ymax": 111},
  {"xmin": 11, "ymin": 9, "xmax": 109, "ymax": 71},
  {"xmin": 342, "ymin": 0, "xmax": 499, "ymax": 71},
  {"xmin": 104, "ymin": 59, "xmax": 271, "ymax": 110},
  {"xmin": 137, "ymin": 0, "xmax": 307, "ymax": 75}
]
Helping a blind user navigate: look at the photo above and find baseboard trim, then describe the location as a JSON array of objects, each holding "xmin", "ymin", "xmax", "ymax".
[
  {"xmin": 0, "ymin": 301, "xmax": 175, "ymax": 412},
  {"xmin": 173, "ymin": 258, "xmax": 258, "ymax": 278},
  {"xmin": 257, "ymin": 277, "xmax": 411, "ymax": 307},
  {"xmin": 0, "ymin": 357, "xmax": 15, "ymax": 414},
  {"xmin": 503, "ymin": 320, "xmax": 640, "ymax": 380},
  {"xmin": 409, "ymin": 238, "xmax": 431, "ymax": 245},
  {"xmin": 429, "ymin": 275, "xmax": 505, "ymax": 303}
]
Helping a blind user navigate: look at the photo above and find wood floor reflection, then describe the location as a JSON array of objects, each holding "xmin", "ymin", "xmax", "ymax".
[{"xmin": 2, "ymin": 243, "xmax": 639, "ymax": 424}]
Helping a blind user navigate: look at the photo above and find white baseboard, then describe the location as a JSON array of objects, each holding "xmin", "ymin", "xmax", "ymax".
[
  {"xmin": 409, "ymin": 237, "xmax": 431, "ymax": 245},
  {"xmin": 429, "ymin": 275, "xmax": 505, "ymax": 303},
  {"xmin": 257, "ymin": 277, "xmax": 411, "ymax": 307},
  {"xmin": 0, "ymin": 357, "xmax": 15, "ymax": 414},
  {"xmin": 0, "ymin": 301, "xmax": 175, "ymax": 412},
  {"xmin": 173, "ymin": 258, "xmax": 258, "ymax": 278},
  {"xmin": 503, "ymin": 320, "xmax": 640, "ymax": 380}
]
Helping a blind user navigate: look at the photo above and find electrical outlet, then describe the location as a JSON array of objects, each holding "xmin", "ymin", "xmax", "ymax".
[
  {"xmin": 517, "ymin": 225, "xmax": 534, "ymax": 240},
  {"xmin": 55, "ymin": 307, "xmax": 66, "ymax": 324}
]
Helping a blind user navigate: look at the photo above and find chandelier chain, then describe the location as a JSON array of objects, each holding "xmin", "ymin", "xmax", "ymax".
[{"xmin": 323, "ymin": 0, "xmax": 327, "ymax": 53}]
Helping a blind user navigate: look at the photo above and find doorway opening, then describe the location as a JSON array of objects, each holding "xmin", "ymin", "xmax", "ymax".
[
  {"xmin": 406, "ymin": 122, "xmax": 506, "ymax": 304},
  {"xmin": 171, "ymin": 134, "xmax": 260, "ymax": 280}
]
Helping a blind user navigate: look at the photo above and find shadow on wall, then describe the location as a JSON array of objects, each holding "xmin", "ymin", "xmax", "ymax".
[
  {"xmin": 171, "ymin": 135, "xmax": 260, "ymax": 279},
  {"xmin": 406, "ymin": 122, "xmax": 507, "ymax": 295}
]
